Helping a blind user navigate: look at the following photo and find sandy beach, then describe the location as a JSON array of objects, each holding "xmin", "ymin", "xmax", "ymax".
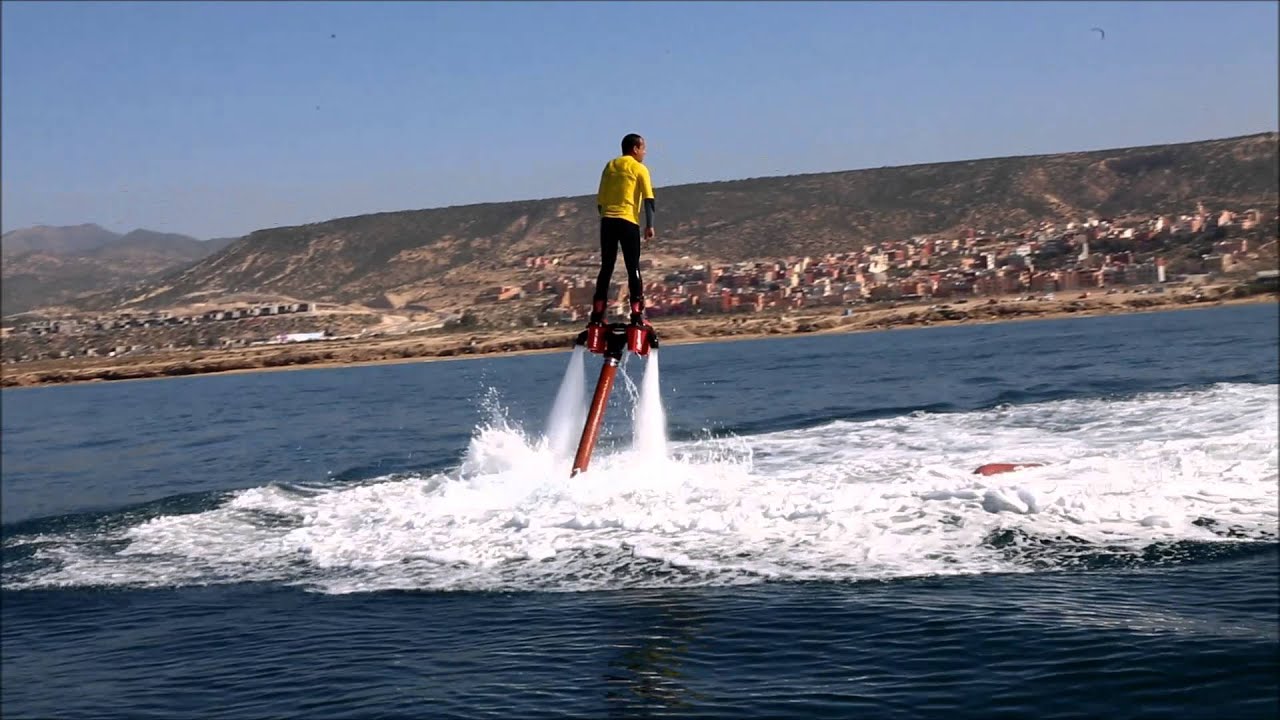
[{"xmin": 2, "ymin": 289, "xmax": 1275, "ymax": 389}]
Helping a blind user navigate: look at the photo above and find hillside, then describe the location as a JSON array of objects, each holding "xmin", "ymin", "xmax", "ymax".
[
  {"xmin": 51, "ymin": 132, "xmax": 1280, "ymax": 314},
  {"xmin": 1, "ymin": 228, "xmax": 238, "ymax": 316},
  {"xmin": 0, "ymin": 223, "xmax": 121, "ymax": 256}
]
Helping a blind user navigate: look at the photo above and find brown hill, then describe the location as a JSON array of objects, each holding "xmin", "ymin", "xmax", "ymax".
[
  {"xmin": 60, "ymin": 132, "xmax": 1280, "ymax": 314},
  {"xmin": 2, "ymin": 229, "xmax": 237, "ymax": 316},
  {"xmin": 0, "ymin": 223, "xmax": 120, "ymax": 256}
]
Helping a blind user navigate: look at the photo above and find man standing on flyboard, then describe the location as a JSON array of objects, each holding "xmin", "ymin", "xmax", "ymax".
[{"xmin": 588, "ymin": 133, "xmax": 656, "ymax": 331}]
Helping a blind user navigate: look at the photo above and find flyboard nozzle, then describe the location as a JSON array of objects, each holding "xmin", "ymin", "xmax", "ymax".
[
  {"xmin": 626, "ymin": 323, "xmax": 652, "ymax": 357},
  {"xmin": 569, "ymin": 321, "xmax": 660, "ymax": 477}
]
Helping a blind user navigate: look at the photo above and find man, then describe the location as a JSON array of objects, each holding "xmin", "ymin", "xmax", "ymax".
[{"xmin": 590, "ymin": 132, "xmax": 655, "ymax": 328}]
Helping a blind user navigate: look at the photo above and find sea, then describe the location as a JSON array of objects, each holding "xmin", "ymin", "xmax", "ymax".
[{"xmin": 2, "ymin": 303, "xmax": 1277, "ymax": 719}]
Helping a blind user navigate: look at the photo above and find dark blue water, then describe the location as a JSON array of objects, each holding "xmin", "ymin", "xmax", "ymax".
[{"xmin": 3, "ymin": 304, "xmax": 1278, "ymax": 719}]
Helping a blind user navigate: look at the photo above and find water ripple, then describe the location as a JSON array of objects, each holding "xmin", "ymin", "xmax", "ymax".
[{"xmin": 4, "ymin": 553, "xmax": 1276, "ymax": 719}]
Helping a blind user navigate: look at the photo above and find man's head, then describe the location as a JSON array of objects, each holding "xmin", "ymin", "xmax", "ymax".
[{"xmin": 622, "ymin": 133, "xmax": 646, "ymax": 162}]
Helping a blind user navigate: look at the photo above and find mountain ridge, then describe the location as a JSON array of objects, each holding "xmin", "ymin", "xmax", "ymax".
[
  {"xmin": 1, "ymin": 226, "xmax": 239, "ymax": 315},
  {"xmin": 17, "ymin": 131, "xmax": 1280, "ymax": 316}
]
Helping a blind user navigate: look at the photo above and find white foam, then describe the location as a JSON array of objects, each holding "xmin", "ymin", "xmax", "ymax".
[{"xmin": 7, "ymin": 383, "xmax": 1276, "ymax": 594}]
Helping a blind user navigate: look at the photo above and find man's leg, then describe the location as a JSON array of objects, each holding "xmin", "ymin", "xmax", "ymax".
[
  {"xmin": 619, "ymin": 223, "xmax": 645, "ymax": 324},
  {"xmin": 591, "ymin": 219, "xmax": 621, "ymax": 324}
]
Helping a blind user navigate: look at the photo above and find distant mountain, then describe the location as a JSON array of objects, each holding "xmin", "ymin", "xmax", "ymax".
[
  {"xmin": 202, "ymin": 236, "xmax": 240, "ymax": 255},
  {"xmin": 25, "ymin": 132, "xmax": 1280, "ymax": 317},
  {"xmin": 1, "ymin": 226, "xmax": 240, "ymax": 316},
  {"xmin": 0, "ymin": 223, "xmax": 120, "ymax": 256}
]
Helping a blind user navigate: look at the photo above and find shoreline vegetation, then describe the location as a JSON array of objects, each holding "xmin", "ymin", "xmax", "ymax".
[{"xmin": 2, "ymin": 290, "xmax": 1275, "ymax": 389}]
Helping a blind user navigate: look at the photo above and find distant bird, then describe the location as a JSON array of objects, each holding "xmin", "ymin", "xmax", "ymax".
[
  {"xmin": 330, "ymin": 33, "xmax": 336, "ymax": 39},
  {"xmin": 1091, "ymin": 27, "xmax": 1105, "ymax": 40}
]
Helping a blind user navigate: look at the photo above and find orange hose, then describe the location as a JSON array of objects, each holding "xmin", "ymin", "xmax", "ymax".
[{"xmin": 571, "ymin": 357, "xmax": 618, "ymax": 476}]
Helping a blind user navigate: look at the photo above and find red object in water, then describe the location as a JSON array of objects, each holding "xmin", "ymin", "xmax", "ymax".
[
  {"xmin": 974, "ymin": 463, "xmax": 1044, "ymax": 476},
  {"xmin": 571, "ymin": 356, "xmax": 619, "ymax": 476}
]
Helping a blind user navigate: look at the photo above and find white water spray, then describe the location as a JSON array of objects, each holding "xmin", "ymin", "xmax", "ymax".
[
  {"xmin": 4, "ymin": 383, "xmax": 1275, "ymax": 594},
  {"xmin": 633, "ymin": 350, "xmax": 668, "ymax": 458},
  {"xmin": 545, "ymin": 346, "xmax": 587, "ymax": 460}
]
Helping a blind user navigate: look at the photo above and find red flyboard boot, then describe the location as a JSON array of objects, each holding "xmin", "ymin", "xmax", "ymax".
[
  {"xmin": 586, "ymin": 299, "xmax": 607, "ymax": 354},
  {"xmin": 626, "ymin": 298, "xmax": 651, "ymax": 356}
]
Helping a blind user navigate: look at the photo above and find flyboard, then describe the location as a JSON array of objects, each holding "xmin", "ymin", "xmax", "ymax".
[{"xmin": 568, "ymin": 320, "xmax": 659, "ymax": 477}]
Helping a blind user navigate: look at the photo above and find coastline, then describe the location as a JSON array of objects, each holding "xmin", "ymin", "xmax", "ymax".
[{"xmin": 2, "ymin": 291, "xmax": 1275, "ymax": 390}]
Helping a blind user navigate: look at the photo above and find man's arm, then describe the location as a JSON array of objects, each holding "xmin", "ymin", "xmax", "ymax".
[
  {"xmin": 640, "ymin": 166, "xmax": 656, "ymax": 237},
  {"xmin": 597, "ymin": 165, "xmax": 609, "ymax": 217}
]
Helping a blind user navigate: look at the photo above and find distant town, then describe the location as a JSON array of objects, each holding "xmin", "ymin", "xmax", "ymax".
[
  {"xmin": 519, "ymin": 204, "xmax": 1276, "ymax": 322},
  {"xmin": 3, "ymin": 203, "xmax": 1276, "ymax": 364},
  {"xmin": 3, "ymin": 302, "xmax": 323, "ymax": 363}
]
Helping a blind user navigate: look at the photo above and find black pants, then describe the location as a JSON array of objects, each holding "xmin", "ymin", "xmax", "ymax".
[{"xmin": 593, "ymin": 217, "xmax": 644, "ymax": 305}]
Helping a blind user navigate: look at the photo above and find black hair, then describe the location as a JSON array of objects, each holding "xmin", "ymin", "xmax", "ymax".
[{"xmin": 622, "ymin": 133, "xmax": 644, "ymax": 155}]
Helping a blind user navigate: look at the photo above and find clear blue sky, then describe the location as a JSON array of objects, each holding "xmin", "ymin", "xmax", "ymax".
[{"xmin": 2, "ymin": 1, "xmax": 1276, "ymax": 240}]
